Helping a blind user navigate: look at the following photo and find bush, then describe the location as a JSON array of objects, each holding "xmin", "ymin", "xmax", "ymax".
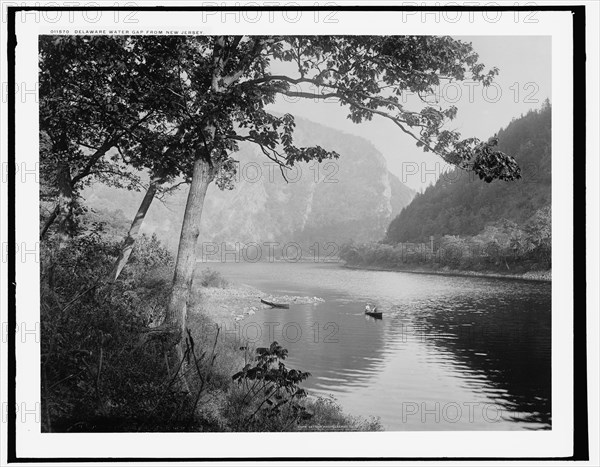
[
  {"xmin": 340, "ymin": 207, "xmax": 552, "ymax": 274},
  {"xmin": 224, "ymin": 342, "xmax": 311, "ymax": 431},
  {"xmin": 41, "ymin": 231, "xmax": 201, "ymax": 432},
  {"xmin": 197, "ymin": 268, "xmax": 229, "ymax": 288},
  {"xmin": 220, "ymin": 343, "xmax": 382, "ymax": 432}
]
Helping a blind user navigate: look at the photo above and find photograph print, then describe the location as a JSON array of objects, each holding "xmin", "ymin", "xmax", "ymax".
[
  {"xmin": 38, "ymin": 31, "xmax": 554, "ymax": 435},
  {"xmin": 3, "ymin": 2, "xmax": 588, "ymax": 461}
]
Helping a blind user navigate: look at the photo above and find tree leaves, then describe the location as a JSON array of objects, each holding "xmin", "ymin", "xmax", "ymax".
[{"xmin": 41, "ymin": 34, "xmax": 520, "ymax": 218}]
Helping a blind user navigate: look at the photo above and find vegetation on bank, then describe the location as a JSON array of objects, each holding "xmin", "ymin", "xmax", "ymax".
[
  {"xmin": 340, "ymin": 206, "xmax": 551, "ymax": 275},
  {"xmin": 41, "ymin": 227, "xmax": 381, "ymax": 432}
]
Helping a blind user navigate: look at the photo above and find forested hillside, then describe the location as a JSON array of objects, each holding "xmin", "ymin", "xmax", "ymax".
[{"xmin": 386, "ymin": 101, "xmax": 551, "ymax": 244}]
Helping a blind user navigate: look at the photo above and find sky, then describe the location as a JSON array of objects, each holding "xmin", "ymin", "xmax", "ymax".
[{"xmin": 267, "ymin": 36, "xmax": 552, "ymax": 191}]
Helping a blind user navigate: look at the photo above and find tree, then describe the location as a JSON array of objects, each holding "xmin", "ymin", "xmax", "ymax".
[
  {"xmin": 107, "ymin": 176, "xmax": 160, "ymax": 282},
  {"xmin": 42, "ymin": 35, "xmax": 522, "ymax": 348},
  {"xmin": 523, "ymin": 205, "xmax": 551, "ymax": 266},
  {"xmin": 39, "ymin": 36, "xmax": 193, "ymax": 243},
  {"xmin": 146, "ymin": 35, "xmax": 522, "ymax": 343},
  {"xmin": 40, "ymin": 37, "xmax": 206, "ymax": 281}
]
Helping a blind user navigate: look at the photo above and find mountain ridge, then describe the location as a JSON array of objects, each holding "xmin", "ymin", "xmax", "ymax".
[
  {"xmin": 83, "ymin": 115, "xmax": 416, "ymax": 252},
  {"xmin": 385, "ymin": 102, "xmax": 551, "ymax": 244}
]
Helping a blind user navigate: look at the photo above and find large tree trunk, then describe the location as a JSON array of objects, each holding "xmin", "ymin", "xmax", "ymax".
[
  {"xmin": 108, "ymin": 179, "xmax": 159, "ymax": 282},
  {"xmin": 164, "ymin": 156, "xmax": 213, "ymax": 340},
  {"xmin": 159, "ymin": 39, "xmax": 227, "ymax": 350}
]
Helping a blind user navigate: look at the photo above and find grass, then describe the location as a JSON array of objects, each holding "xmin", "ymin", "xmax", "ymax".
[{"xmin": 300, "ymin": 396, "xmax": 383, "ymax": 431}]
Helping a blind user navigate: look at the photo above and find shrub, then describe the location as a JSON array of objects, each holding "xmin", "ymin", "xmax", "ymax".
[
  {"xmin": 41, "ymin": 231, "xmax": 200, "ymax": 432},
  {"xmin": 221, "ymin": 343, "xmax": 382, "ymax": 432},
  {"xmin": 225, "ymin": 342, "xmax": 312, "ymax": 431},
  {"xmin": 340, "ymin": 208, "xmax": 552, "ymax": 275},
  {"xmin": 197, "ymin": 268, "xmax": 229, "ymax": 288}
]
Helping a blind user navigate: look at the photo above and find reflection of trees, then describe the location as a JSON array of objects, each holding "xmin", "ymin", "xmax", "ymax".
[{"xmin": 390, "ymin": 294, "xmax": 551, "ymax": 428}]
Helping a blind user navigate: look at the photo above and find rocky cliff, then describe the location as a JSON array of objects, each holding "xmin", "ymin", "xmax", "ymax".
[{"xmin": 83, "ymin": 116, "xmax": 415, "ymax": 253}]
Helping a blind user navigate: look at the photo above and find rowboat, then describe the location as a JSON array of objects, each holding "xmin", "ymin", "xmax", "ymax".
[
  {"xmin": 365, "ymin": 310, "xmax": 383, "ymax": 319},
  {"xmin": 365, "ymin": 304, "xmax": 382, "ymax": 319},
  {"xmin": 261, "ymin": 298, "xmax": 290, "ymax": 309}
]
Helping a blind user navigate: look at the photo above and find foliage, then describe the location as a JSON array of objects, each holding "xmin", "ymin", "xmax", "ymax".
[
  {"xmin": 40, "ymin": 220, "xmax": 371, "ymax": 431},
  {"xmin": 77, "ymin": 206, "xmax": 131, "ymax": 241},
  {"xmin": 41, "ymin": 34, "xmax": 524, "ymax": 341},
  {"xmin": 39, "ymin": 36, "xmax": 198, "ymax": 241},
  {"xmin": 39, "ymin": 36, "xmax": 190, "ymax": 186},
  {"xmin": 340, "ymin": 204, "xmax": 551, "ymax": 273},
  {"xmin": 40, "ymin": 35, "xmax": 524, "ymax": 240},
  {"xmin": 40, "ymin": 34, "xmax": 527, "ymax": 432},
  {"xmin": 227, "ymin": 342, "xmax": 312, "ymax": 431},
  {"xmin": 197, "ymin": 268, "xmax": 229, "ymax": 288},
  {"xmin": 522, "ymin": 205, "xmax": 551, "ymax": 264},
  {"xmin": 41, "ymin": 224, "xmax": 189, "ymax": 431},
  {"xmin": 299, "ymin": 396, "xmax": 383, "ymax": 432},
  {"xmin": 386, "ymin": 101, "xmax": 551, "ymax": 244}
]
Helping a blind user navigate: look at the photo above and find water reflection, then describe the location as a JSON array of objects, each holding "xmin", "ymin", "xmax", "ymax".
[
  {"xmin": 393, "ymin": 295, "xmax": 551, "ymax": 428},
  {"xmin": 253, "ymin": 301, "xmax": 389, "ymax": 392},
  {"xmin": 207, "ymin": 262, "xmax": 551, "ymax": 431}
]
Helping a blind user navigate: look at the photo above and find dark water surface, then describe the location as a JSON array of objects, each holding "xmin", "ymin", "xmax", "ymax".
[{"xmin": 206, "ymin": 262, "xmax": 551, "ymax": 431}]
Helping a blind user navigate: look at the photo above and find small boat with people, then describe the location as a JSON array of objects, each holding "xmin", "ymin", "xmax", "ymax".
[{"xmin": 364, "ymin": 303, "xmax": 383, "ymax": 319}]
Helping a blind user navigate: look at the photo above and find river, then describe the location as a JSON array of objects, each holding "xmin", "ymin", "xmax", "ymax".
[{"xmin": 206, "ymin": 261, "xmax": 551, "ymax": 431}]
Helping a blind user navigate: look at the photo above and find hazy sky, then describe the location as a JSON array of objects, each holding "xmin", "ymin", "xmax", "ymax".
[{"xmin": 268, "ymin": 36, "xmax": 551, "ymax": 191}]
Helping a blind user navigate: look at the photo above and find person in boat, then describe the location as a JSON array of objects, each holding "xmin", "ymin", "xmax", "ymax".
[{"xmin": 365, "ymin": 303, "xmax": 376, "ymax": 313}]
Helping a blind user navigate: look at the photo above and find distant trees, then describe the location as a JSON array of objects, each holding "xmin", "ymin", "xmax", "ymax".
[
  {"xmin": 40, "ymin": 35, "xmax": 522, "ymax": 346},
  {"xmin": 341, "ymin": 205, "xmax": 551, "ymax": 272},
  {"xmin": 385, "ymin": 103, "xmax": 551, "ymax": 244}
]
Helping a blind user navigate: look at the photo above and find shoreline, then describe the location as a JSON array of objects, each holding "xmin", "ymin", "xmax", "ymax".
[
  {"xmin": 341, "ymin": 263, "xmax": 551, "ymax": 282},
  {"xmin": 190, "ymin": 282, "xmax": 325, "ymax": 324},
  {"xmin": 186, "ymin": 284, "xmax": 382, "ymax": 432},
  {"xmin": 188, "ymin": 266, "xmax": 548, "ymax": 431}
]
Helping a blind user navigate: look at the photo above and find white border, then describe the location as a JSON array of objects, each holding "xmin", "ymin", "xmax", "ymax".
[{"xmin": 4, "ymin": 1, "xmax": 589, "ymax": 462}]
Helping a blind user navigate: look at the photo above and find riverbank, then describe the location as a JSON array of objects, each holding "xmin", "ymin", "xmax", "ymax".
[
  {"xmin": 342, "ymin": 263, "xmax": 551, "ymax": 282},
  {"xmin": 186, "ymin": 278, "xmax": 381, "ymax": 431},
  {"xmin": 189, "ymin": 282, "xmax": 325, "ymax": 324}
]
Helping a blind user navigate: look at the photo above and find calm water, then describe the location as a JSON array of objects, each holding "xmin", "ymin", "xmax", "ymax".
[{"xmin": 206, "ymin": 262, "xmax": 551, "ymax": 431}]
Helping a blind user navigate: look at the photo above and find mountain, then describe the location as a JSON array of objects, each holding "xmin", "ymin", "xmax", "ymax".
[
  {"xmin": 385, "ymin": 101, "xmax": 551, "ymax": 244},
  {"xmin": 83, "ymin": 116, "xmax": 415, "ymax": 253}
]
